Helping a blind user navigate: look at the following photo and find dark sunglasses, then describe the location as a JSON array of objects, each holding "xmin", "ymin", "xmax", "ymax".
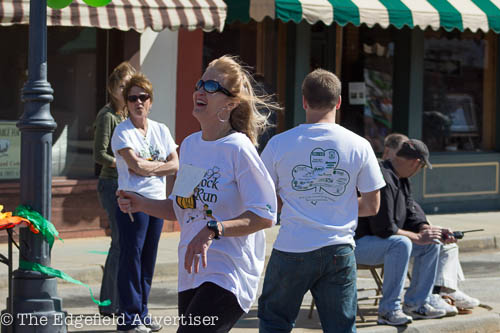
[
  {"xmin": 195, "ymin": 80, "xmax": 234, "ymax": 97},
  {"xmin": 127, "ymin": 94, "xmax": 150, "ymax": 103}
]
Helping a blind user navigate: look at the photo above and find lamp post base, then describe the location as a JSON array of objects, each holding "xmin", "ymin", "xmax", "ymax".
[{"xmin": 1, "ymin": 272, "xmax": 66, "ymax": 333}]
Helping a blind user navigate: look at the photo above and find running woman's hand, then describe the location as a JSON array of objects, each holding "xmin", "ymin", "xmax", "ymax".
[{"xmin": 184, "ymin": 227, "xmax": 214, "ymax": 274}]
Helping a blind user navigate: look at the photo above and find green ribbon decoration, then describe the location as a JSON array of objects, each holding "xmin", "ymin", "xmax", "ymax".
[
  {"xmin": 14, "ymin": 205, "xmax": 63, "ymax": 249},
  {"xmin": 47, "ymin": 0, "xmax": 112, "ymax": 10},
  {"xmin": 20, "ymin": 260, "xmax": 110, "ymax": 307},
  {"xmin": 13, "ymin": 205, "xmax": 108, "ymax": 306},
  {"xmin": 87, "ymin": 250, "xmax": 109, "ymax": 255}
]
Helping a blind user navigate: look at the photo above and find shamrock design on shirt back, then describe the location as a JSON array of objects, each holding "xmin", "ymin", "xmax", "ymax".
[{"xmin": 292, "ymin": 148, "xmax": 350, "ymax": 198}]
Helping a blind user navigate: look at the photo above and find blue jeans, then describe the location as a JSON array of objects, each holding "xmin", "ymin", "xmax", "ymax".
[
  {"xmin": 258, "ymin": 244, "xmax": 357, "ymax": 333},
  {"xmin": 116, "ymin": 209, "xmax": 163, "ymax": 331},
  {"xmin": 97, "ymin": 178, "xmax": 120, "ymax": 314},
  {"xmin": 355, "ymin": 235, "xmax": 440, "ymax": 315}
]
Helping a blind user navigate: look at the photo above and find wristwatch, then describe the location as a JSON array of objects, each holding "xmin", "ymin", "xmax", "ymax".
[{"xmin": 206, "ymin": 220, "xmax": 220, "ymax": 240}]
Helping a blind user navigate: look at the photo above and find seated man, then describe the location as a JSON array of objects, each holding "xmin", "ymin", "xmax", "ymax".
[
  {"xmin": 384, "ymin": 133, "xmax": 480, "ymax": 312},
  {"xmin": 355, "ymin": 139, "xmax": 447, "ymax": 326}
]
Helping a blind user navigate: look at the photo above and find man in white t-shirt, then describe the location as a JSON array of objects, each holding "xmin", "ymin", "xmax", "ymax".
[{"xmin": 258, "ymin": 69, "xmax": 386, "ymax": 333}]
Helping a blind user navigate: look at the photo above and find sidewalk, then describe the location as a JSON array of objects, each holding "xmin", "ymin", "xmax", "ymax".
[
  {"xmin": 0, "ymin": 210, "xmax": 495, "ymax": 286},
  {"xmin": 0, "ymin": 211, "xmax": 498, "ymax": 332}
]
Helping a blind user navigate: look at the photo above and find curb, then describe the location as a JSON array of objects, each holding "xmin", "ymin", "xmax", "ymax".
[
  {"xmin": 457, "ymin": 236, "xmax": 497, "ymax": 252},
  {"xmin": 357, "ymin": 311, "xmax": 500, "ymax": 333}
]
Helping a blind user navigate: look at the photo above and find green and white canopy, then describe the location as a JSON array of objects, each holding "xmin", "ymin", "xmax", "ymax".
[{"xmin": 226, "ymin": 0, "xmax": 500, "ymax": 33}]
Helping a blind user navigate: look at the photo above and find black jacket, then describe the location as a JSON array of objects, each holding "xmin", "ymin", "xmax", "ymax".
[{"xmin": 355, "ymin": 160, "xmax": 427, "ymax": 239}]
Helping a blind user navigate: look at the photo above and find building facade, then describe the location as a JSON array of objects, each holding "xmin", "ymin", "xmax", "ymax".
[
  {"xmin": 214, "ymin": 0, "xmax": 500, "ymax": 213},
  {"xmin": 0, "ymin": 0, "xmax": 226, "ymax": 238},
  {"xmin": 1, "ymin": 1, "xmax": 499, "ymax": 241}
]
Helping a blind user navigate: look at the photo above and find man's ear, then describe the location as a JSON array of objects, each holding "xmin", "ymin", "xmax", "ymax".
[
  {"xmin": 382, "ymin": 147, "xmax": 390, "ymax": 160},
  {"xmin": 335, "ymin": 95, "xmax": 342, "ymax": 110},
  {"xmin": 302, "ymin": 95, "xmax": 309, "ymax": 111}
]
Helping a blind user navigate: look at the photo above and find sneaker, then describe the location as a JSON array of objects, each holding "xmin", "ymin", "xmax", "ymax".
[
  {"xmin": 377, "ymin": 310, "xmax": 413, "ymax": 326},
  {"xmin": 143, "ymin": 315, "xmax": 162, "ymax": 332},
  {"xmin": 145, "ymin": 321, "xmax": 162, "ymax": 332},
  {"xmin": 403, "ymin": 303, "xmax": 447, "ymax": 319},
  {"xmin": 441, "ymin": 289, "xmax": 480, "ymax": 309},
  {"xmin": 429, "ymin": 294, "xmax": 458, "ymax": 316},
  {"xmin": 119, "ymin": 325, "xmax": 152, "ymax": 333}
]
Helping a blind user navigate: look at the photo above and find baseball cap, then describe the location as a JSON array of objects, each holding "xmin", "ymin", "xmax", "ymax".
[{"xmin": 396, "ymin": 139, "xmax": 432, "ymax": 169}]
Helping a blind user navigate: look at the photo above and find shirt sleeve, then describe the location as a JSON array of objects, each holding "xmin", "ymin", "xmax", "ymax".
[
  {"xmin": 111, "ymin": 123, "xmax": 131, "ymax": 155},
  {"xmin": 260, "ymin": 138, "xmax": 278, "ymax": 189},
  {"xmin": 357, "ymin": 143, "xmax": 386, "ymax": 193},
  {"xmin": 235, "ymin": 141, "xmax": 277, "ymax": 222},
  {"xmin": 368, "ymin": 180, "xmax": 399, "ymax": 238},
  {"xmin": 93, "ymin": 112, "xmax": 115, "ymax": 167}
]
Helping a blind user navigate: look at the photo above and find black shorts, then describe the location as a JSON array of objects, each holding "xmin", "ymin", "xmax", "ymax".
[{"xmin": 177, "ymin": 282, "xmax": 244, "ymax": 333}]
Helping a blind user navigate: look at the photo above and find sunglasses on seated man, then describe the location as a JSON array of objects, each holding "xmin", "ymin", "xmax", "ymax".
[
  {"xmin": 127, "ymin": 94, "xmax": 150, "ymax": 103},
  {"xmin": 195, "ymin": 80, "xmax": 234, "ymax": 97}
]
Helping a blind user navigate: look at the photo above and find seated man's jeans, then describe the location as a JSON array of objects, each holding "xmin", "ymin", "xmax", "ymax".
[
  {"xmin": 355, "ymin": 235, "xmax": 440, "ymax": 315},
  {"xmin": 258, "ymin": 244, "xmax": 357, "ymax": 333}
]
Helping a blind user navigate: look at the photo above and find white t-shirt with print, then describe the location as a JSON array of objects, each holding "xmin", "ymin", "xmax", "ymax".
[
  {"xmin": 111, "ymin": 118, "xmax": 177, "ymax": 200},
  {"xmin": 171, "ymin": 131, "xmax": 277, "ymax": 312},
  {"xmin": 261, "ymin": 123, "xmax": 385, "ymax": 253}
]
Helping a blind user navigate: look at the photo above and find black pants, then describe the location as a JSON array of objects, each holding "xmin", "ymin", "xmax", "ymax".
[{"xmin": 177, "ymin": 282, "xmax": 244, "ymax": 333}]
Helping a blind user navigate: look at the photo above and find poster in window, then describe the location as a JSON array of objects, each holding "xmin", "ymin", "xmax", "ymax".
[
  {"xmin": 445, "ymin": 94, "xmax": 478, "ymax": 133},
  {"xmin": 0, "ymin": 121, "xmax": 21, "ymax": 179},
  {"xmin": 349, "ymin": 82, "xmax": 366, "ymax": 105}
]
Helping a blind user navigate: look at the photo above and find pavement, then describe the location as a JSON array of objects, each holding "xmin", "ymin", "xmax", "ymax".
[{"xmin": 0, "ymin": 211, "xmax": 499, "ymax": 332}]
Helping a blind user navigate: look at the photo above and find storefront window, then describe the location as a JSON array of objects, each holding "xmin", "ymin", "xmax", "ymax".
[
  {"xmin": 340, "ymin": 25, "xmax": 395, "ymax": 153},
  {"xmin": 0, "ymin": 26, "xmax": 98, "ymax": 179},
  {"xmin": 423, "ymin": 30, "xmax": 485, "ymax": 152},
  {"xmin": 362, "ymin": 41, "xmax": 394, "ymax": 153}
]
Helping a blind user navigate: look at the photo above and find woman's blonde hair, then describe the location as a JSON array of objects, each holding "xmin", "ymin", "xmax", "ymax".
[
  {"xmin": 207, "ymin": 55, "xmax": 281, "ymax": 147},
  {"xmin": 121, "ymin": 73, "xmax": 154, "ymax": 118},
  {"xmin": 107, "ymin": 62, "xmax": 136, "ymax": 113}
]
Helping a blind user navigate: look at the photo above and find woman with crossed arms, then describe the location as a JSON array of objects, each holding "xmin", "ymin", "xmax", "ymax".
[{"xmin": 112, "ymin": 73, "xmax": 179, "ymax": 333}]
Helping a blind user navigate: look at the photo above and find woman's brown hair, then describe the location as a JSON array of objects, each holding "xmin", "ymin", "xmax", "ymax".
[
  {"xmin": 107, "ymin": 62, "xmax": 136, "ymax": 114},
  {"xmin": 121, "ymin": 73, "xmax": 154, "ymax": 118}
]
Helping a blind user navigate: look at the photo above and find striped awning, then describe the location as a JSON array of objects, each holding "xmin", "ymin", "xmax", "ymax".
[
  {"xmin": 226, "ymin": 0, "xmax": 500, "ymax": 33},
  {"xmin": 0, "ymin": 0, "xmax": 227, "ymax": 32}
]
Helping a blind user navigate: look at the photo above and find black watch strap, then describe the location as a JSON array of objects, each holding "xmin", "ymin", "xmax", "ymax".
[{"xmin": 207, "ymin": 220, "xmax": 220, "ymax": 239}]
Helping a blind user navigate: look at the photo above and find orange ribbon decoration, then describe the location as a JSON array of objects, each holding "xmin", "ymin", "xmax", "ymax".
[{"xmin": 0, "ymin": 205, "xmax": 39, "ymax": 234}]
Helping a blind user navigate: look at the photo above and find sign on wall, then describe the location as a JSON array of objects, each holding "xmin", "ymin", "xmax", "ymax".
[
  {"xmin": 348, "ymin": 82, "xmax": 366, "ymax": 105},
  {"xmin": 0, "ymin": 121, "xmax": 21, "ymax": 179}
]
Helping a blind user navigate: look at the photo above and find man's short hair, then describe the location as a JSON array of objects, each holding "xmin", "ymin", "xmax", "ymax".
[
  {"xmin": 302, "ymin": 69, "xmax": 341, "ymax": 110},
  {"xmin": 384, "ymin": 133, "xmax": 408, "ymax": 150}
]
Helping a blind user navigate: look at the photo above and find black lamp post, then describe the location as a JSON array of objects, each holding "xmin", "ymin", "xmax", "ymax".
[{"xmin": 2, "ymin": 0, "xmax": 67, "ymax": 331}]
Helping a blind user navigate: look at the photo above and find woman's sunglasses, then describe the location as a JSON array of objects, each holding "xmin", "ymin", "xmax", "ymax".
[
  {"xmin": 127, "ymin": 94, "xmax": 150, "ymax": 103},
  {"xmin": 195, "ymin": 80, "xmax": 234, "ymax": 97}
]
